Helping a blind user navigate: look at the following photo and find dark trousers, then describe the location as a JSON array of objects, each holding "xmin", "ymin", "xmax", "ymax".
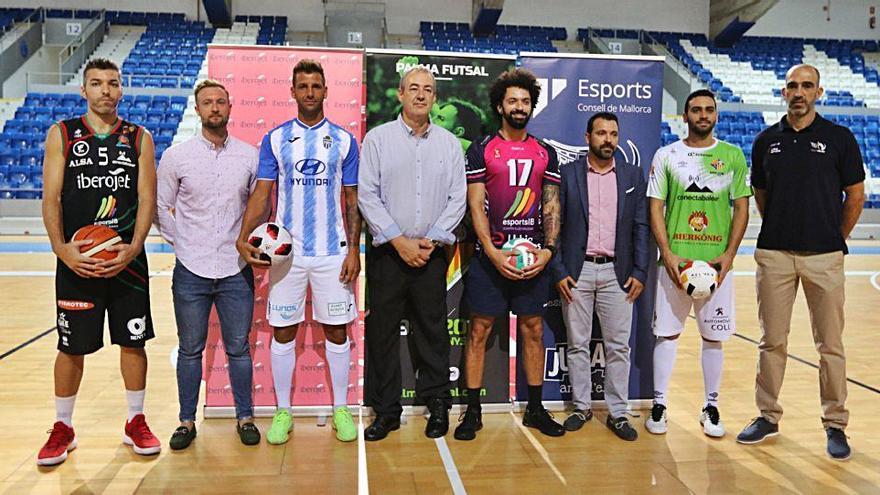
[{"xmin": 365, "ymin": 244, "xmax": 450, "ymax": 417}]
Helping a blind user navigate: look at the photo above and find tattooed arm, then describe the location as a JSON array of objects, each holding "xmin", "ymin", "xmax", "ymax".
[
  {"xmin": 523, "ymin": 182, "xmax": 560, "ymax": 279},
  {"xmin": 340, "ymin": 185, "xmax": 362, "ymax": 284}
]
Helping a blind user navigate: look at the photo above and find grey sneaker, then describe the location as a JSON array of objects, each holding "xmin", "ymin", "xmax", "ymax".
[
  {"xmin": 606, "ymin": 415, "xmax": 638, "ymax": 441},
  {"xmin": 563, "ymin": 409, "xmax": 593, "ymax": 431},
  {"xmin": 736, "ymin": 417, "xmax": 779, "ymax": 444},
  {"xmin": 826, "ymin": 427, "xmax": 851, "ymax": 461}
]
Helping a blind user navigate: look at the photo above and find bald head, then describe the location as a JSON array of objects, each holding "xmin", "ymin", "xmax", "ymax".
[
  {"xmin": 785, "ymin": 64, "xmax": 821, "ymax": 85},
  {"xmin": 782, "ymin": 64, "xmax": 823, "ymax": 121}
]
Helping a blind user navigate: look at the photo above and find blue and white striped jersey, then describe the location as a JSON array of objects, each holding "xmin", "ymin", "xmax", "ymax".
[{"xmin": 257, "ymin": 118, "xmax": 359, "ymax": 257}]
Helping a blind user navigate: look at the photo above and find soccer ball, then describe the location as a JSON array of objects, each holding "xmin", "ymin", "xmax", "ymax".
[
  {"xmin": 679, "ymin": 260, "xmax": 718, "ymax": 300},
  {"xmin": 247, "ymin": 222, "xmax": 293, "ymax": 265},
  {"xmin": 502, "ymin": 238, "xmax": 538, "ymax": 269}
]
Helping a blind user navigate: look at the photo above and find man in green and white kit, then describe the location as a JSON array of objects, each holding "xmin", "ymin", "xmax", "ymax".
[{"xmin": 645, "ymin": 89, "xmax": 750, "ymax": 438}]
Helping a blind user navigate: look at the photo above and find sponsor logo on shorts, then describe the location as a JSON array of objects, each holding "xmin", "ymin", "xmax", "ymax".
[
  {"xmin": 270, "ymin": 303, "xmax": 298, "ymax": 321},
  {"xmin": 57, "ymin": 312, "xmax": 70, "ymax": 335},
  {"xmin": 127, "ymin": 316, "xmax": 147, "ymax": 340},
  {"xmin": 57, "ymin": 299, "xmax": 94, "ymax": 311},
  {"xmin": 702, "ymin": 309, "xmax": 731, "ymax": 333},
  {"xmin": 327, "ymin": 301, "xmax": 350, "ymax": 317}
]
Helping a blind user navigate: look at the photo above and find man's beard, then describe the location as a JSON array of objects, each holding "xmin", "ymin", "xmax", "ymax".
[
  {"xmin": 688, "ymin": 120, "xmax": 715, "ymax": 138},
  {"xmin": 502, "ymin": 110, "xmax": 531, "ymax": 130},
  {"xmin": 202, "ymin": 115, "xmax": 229, "ymax": 129},
  {"xmin": 589, "ymin": 143, "xmax": 615, "ymax": 160}
]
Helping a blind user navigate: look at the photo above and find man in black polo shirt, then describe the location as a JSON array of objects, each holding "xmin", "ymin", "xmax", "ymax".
[{"xmin": 736, "ymin": 64, "xmax": 865, "ymax": 461}]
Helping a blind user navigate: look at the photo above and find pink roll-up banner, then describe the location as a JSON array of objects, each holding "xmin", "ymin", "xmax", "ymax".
[{"xmin": 203, "ymin": 45, "xmax": 365, "ymax": 416}]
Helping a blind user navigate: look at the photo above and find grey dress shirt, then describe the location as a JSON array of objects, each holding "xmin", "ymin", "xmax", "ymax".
[{"xmin": 358, "ymin": 114, "xmax": 466, "ymax": 246}]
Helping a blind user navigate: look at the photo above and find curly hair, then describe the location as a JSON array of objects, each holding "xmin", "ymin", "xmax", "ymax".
[{"xmin": 489, "ymin": 68, "xmax": 541, "ymax": 115}]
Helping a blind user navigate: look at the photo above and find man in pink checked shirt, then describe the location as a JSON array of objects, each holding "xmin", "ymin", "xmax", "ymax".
[{"xmin": 155, "ymin": 80, "xmax": 261, "ymax": 449}]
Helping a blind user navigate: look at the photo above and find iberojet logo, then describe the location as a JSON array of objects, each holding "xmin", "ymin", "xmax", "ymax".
[
  {"xmin": 502, "ymin": 188, "xmax": 537, "ymax": 227},
  {"xmin": 95, "ymin": 194, "xmax": 117, "ymax": 220}
]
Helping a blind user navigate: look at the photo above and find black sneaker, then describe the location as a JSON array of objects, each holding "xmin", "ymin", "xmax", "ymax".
[
  {"xmin": 169, "ymin": 424, "xmax": 196, "ymax": 450},
  {"xmin": 237, "ymin": 421, "xmax": 261, "ymax": 446},
  {"xmin": 606, "ymin": 415, "xmax": 638, "ymax": 441},
  {"xmin": 736, "ymin": 417, "xmax": 779, "ymax": 444},
  {"xmin": 453, "ymin": 408, "xmax": 483, "ymax": 441},
  {"xmin": 522, "ymin": 406, "xmax": 565, "ymax": 437},
  {"xmin": 826, "ymin": 427, "xmax": 851, "ymax": 461},
  {"xmin": 562, "ymin": 409, "xmax": 593, "ymax": 432}
]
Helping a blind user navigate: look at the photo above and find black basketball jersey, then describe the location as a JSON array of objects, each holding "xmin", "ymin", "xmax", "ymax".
[{"xmin": 59, "ymin": 116, "xmax": 144, "ymax": 243}]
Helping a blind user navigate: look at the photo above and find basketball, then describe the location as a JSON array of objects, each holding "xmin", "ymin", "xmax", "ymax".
[
  {"xmin": 502, "ymin": 238, "xmax": 538, "ymax": 269},
  {"xmin": 72, "ymin": 225, "xmax": 122, "ymax": 261},
  {"xmin": 247, "ymin": 222, "xmax": 293, "ymax": 265},
  {"xmin": 679, "ymin": 260, "xmax": 718, "ymax": 300}
]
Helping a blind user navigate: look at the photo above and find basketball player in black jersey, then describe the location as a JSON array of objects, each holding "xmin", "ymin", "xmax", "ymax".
[{"xmin": 37, "ymin": 58, "xmax": 160, "ymax": 466}]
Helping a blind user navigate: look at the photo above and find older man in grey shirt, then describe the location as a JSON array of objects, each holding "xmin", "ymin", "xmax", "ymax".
[{"xmin": 359, "ymin": 67, "xmax": 466, "ymax": 441}]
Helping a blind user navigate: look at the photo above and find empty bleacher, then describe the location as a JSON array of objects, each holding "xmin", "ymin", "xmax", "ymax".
[{"xmin": 419, "ymin": 21, "xmax": 564, "ymax": 54}]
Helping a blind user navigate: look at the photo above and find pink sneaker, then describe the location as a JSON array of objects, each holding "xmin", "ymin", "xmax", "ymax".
[
  {"xmin": 37, "ymin": 422, "xmax": 77, "ymax": 466},
  {"xmin": 123, "ymin": 414, "xmax": 161, "ymax": 455}
]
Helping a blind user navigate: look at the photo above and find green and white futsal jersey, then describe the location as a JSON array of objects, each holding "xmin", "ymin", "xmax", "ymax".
[{"xmin": 647, "ymin": 139, "xmax": 751, "ymax": 261}]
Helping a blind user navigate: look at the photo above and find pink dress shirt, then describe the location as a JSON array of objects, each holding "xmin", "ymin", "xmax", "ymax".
[
  {"xmin": 156, "ymin": 133, "xmax": 258, "ymax": 279},
  {"xmin": 585, "ymin": 159, "xmax": 617, "ymax": 257}
]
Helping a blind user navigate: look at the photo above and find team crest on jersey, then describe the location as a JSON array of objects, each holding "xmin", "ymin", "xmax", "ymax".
[
  {"xmin": 73, "ymin": 128, "xmax": 83, "ymax": 138},
  {"xmin": 323, "ymin": 135, "xmax": 332, "ymax": 149},
  {"xmin": 117, "ymin": 134, "xmax": 130, "ymax": 148},
  {"xmin": 493, "ymin": 147, "xmax": 501, "ymax": 159},
  {"xmin": 688, "ymin": 211, "xmax": 709, "ymax": 232},
  {"xmin": 710, "ymin": 158, "xmax": 724, "ymax": 172},
  {"xmin": 72, "ymin": 141, "xmax": 90, "ymax": 157}
]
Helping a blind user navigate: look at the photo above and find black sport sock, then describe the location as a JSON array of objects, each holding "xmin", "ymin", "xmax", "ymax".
[
  {"xmin": 527, "ymin": 385, "xmax": 543, "ymax": 410},
  {"xmin": 466, "ymin": 388, "xmax": 482, "ymax": 411}
]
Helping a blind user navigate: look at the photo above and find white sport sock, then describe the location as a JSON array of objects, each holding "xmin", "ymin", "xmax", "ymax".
[
  {"xmin": 701, "ymin": 339, "xmax": 724, "ymax": 408},
  {"xmin": 271, "ymin": 338, "xmax": 296, "ymax": 411},
  {"xmin": 652, "ymin": 336, "xmax": 679, "ymax": 407},
  {"xmin": 325, "ymin": 338, "xmax": 351, "ymax": 409},
  {"xmin": 56, "ymin": 395, "xmax": 77, "ymax": 427},
  {"xmin": 126, "ymin": 389, "xmax": 145, "ymax": 421}
]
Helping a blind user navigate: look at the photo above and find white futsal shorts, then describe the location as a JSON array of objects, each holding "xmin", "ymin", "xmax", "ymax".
[
  {"xmin": 653, "ymin": 267, "xmax": 735, "ymax": 341},
  {"xmin": 266, "ymin": 254, "xmax": 357, "ymax": 327}
]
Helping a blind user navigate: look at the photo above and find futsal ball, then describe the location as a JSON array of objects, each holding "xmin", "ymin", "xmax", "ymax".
[
  {"xmin": 502, "ymin": 238, "xmax": 538, "ymax": 269},
  {"xmin": 72, "ymin": 225, "xmax": 122, "ymax": 261},
  {"xmin": 679, "ymin": 260, "xmax": 718, "ymax": 300},
  {"xmin": 248, "ymin": 222, "xmax": 293, "ymax": 265}
]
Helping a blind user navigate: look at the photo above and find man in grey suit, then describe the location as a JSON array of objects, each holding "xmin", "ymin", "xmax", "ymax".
[{"xmin": 551, "ymin": 112, "xmax": 650, "ymax": 441}]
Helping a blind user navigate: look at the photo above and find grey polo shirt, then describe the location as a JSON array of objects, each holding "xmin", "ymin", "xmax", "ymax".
[{"xmin": 358, "ymin": 114, "xmax": 466, "ymax": 246}]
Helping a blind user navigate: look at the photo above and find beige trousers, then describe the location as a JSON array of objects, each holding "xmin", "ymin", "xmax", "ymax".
[{"xmin": 754, "ymin": 248, "xmax": 848, "ymax": 429}]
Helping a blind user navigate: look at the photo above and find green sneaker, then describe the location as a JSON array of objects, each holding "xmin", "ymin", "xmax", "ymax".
[
  {"xmin": 267, "ymin": 409, "xmax": 293, "ymax": 445},
  {"xmin": 332, "ymin": 406, "xmax": 357, "ymax": 442}
]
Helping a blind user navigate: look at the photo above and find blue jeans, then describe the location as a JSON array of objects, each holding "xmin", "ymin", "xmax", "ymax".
[{"xmin": 172, "ymin": 261, "xmax": 255, "ymax": 421}]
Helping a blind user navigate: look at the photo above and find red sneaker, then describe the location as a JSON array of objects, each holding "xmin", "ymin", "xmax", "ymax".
[
  {"xmin": 37, "ymin": 421, "xmax": 77, "ymax": 466},
  {"xmin": 123, "ymin": 414, "xmax": 161, "ymax": 455}
]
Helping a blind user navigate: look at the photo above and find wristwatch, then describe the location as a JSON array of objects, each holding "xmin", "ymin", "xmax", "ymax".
[{"xmin": 431, "ymin": 239, "xmax": 443, "ymax": 248}]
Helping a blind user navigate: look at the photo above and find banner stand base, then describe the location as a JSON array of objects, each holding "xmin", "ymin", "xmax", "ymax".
[{"xmin": 203, "ymin": 400, "xmax": 653, "ymax": 420}]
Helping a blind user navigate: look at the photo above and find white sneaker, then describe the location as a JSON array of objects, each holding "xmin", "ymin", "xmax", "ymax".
[
  {"xmin": 700, "ymin": 405, "xmax": 725, "ymax": 438},
  {"xmin": 645, "ymin": 403, "xmax": 667, "ymax": 434}
]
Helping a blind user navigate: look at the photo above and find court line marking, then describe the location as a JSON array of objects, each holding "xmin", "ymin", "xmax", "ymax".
[
  {"xmin": 434, "ymin": 437, "xmax": 467, "ymax": 495},
  {"xmin": 870, "ymin": 272, "xmax": 880, "ymax": 292},
  {"xmin": 0, "ymin": 327, "xmax": 55, "ymax": 360},
  {"xmin": 0, "ymin": 270, "xmax": 174, "ymax": 276},
  {"xmin": 733, "ymin": 332, "xmax": 880, "ymax": 395},
  {"xmin": 510, "ymin": 411, "xmax": 567, "ymax": 486},
  {"xmin": 358, "ymin": 406, "xmax": 369, "ymax": 495}
]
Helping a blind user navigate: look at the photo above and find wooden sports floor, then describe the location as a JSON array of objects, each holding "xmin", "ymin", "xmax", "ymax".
[{"xmin": 1, "ymin": 236, "xmax": 879, "ymax": 494}]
